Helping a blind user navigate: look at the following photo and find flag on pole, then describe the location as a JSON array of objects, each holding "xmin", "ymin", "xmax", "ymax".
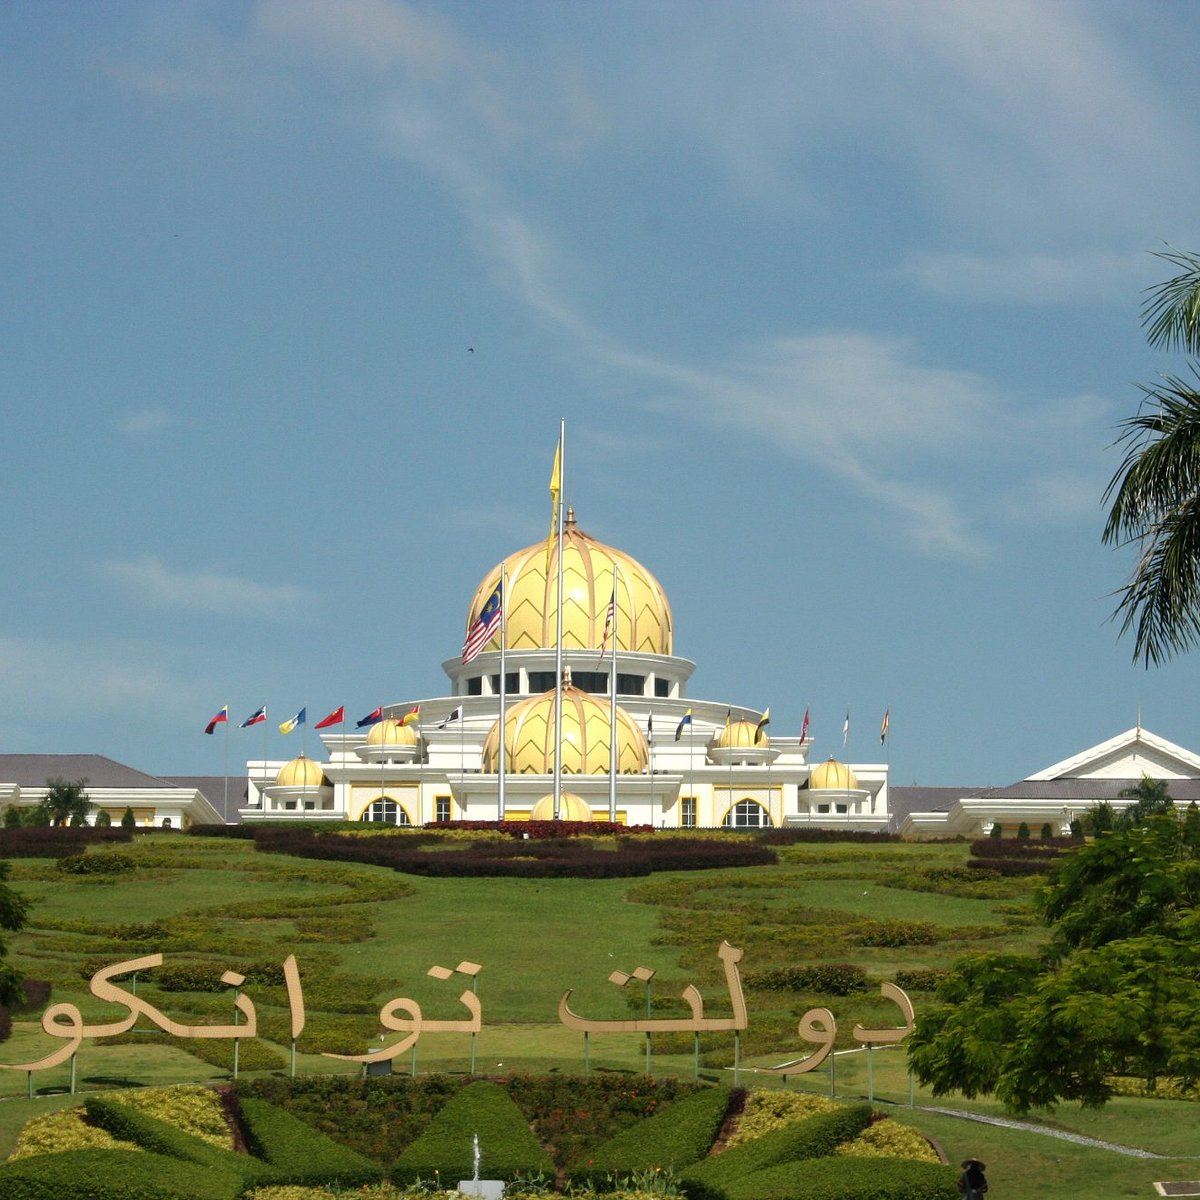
[
  {"xmin": 842, "ymin": 710, "xmax": 850, "ymax": 746},
  {"xmin": 204, "ymin": 705, "xmax": 228, "ymax": 735},
  {"xmin": 646, "ymin": 712, "xmax": 654, "ymax": 743},
  {"xmin": 880, "ymin": 707, "xmax": 890, "ymax": 744},
  {"xmin": 315, "ymin": 706, "xmax": 344, "ymax": 730},
  {"xmin": 279, "ymin": 708, "xmax": 306, "ymax": 735},
  {"xmin": 399, "ymin": 705, "xmax": 420, "ymax": 727},
  {"xmin": 240, "ymin": 706, "xmax": 267, "ymax": 728},
  {"xmin": 755, "ymin": 707, "xmax": 771, "ymax": 744},
  {"xmin": 545, "ymin": 436, "xmax": 562, "ymax": 572},
  {"xmin": 356, "ymin": 707, "xmax": 383, "ymax": 729},
  {"xmin": 674, "ymin": 709, "xmax": 692, "ymax": 741},
  {"xmin": 800, "ymin": 707, "xmax": 810, "ymax": 742},
  {"xmin": 463, "ymin": 582, "xmax": 502, "ymax": 664},
  {"xmin": 438, "ymin": 706, "xmax": 463, "ymax": 729},
  {"xmin": 597, "ymin": 580, "xmax": 616, "ymax": 664}
]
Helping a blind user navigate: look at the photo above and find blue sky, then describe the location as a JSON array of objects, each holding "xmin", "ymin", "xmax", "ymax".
[{"xmin": 3, "ymin": 0, "xmax": 1200, "ymax": 788}]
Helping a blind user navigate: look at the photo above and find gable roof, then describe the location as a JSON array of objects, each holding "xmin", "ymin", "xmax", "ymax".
[
  {"xmin": 1027, "ymin": 727, "xmax": 1200, "ymax": 782},
  {"xmin": 0, "ymin": 754, "xmax": 179, "ymax": 790}
]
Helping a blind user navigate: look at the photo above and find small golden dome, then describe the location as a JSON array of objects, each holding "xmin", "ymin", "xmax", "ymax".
[
  {"xmin": 809, "ymin": 758, "xmax": 859, "ymax": 790},
  {"xmin": 367, "ymin": 718, "xmax": 419, "ymax": 747},
  {"xmin": 275, "ymin": 755, "xmax": 328, "ymax": 788},
  {"xmin": 465, "ymin": 509, "xmax": 673, "ymax": 656},
  {"xmin": 713, "ymin": 719, "xmax": 768, "ymax": 749},
  {"xmin": 481, "ymin": 684, "xmax": 649, "ymax": 774},
  {"xmin": 529, "ymin": 793, "xmax": 593, "ymax": 822}
]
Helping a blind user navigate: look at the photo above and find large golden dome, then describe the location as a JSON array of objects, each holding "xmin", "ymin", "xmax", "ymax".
[
  {"xmin": 465, "ymin": 509, "xmax": 672, "ymax": 656},
  {"xmin": 808, "ymin": 758, "xmax": 859, "ymax": 790},
  {"xmin": 482, "ymin": 684, "xmax": 649, "ymax": 774}
]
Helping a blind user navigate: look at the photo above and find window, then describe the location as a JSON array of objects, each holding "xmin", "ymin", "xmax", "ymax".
[
  {"xmin": 435, "ymin": 796, "xmax": 451, "ymax": 822},
  {"xmin": 722, "ymin": 799, "xmax": 771, "ymax": 828},
  {"xmin": 466, "ymin": 677, "xmax": 483, "ymax": 696},
  {"xmin": 617, "ymin": 673, "xmax": 645, "ymax": 695},
  {"xmin": 835, "ymin": 803, "xmax": 848, "ymax": 814},
  {"xmin": 528, "ymin": 671, "xmax": 556, "ymax": 692},
  {"xmin": 681, "ymin": 797, "xmax": 696, "ymax": 828},
  {"xmin": 571, "ymin": 671, "xmax": 608, "ymax": 693},
  {"xmin": 362, "ymin": 798, "xmax": 412, "ymax": 825},
  {"xmin": 816, "ymin": 803, "xmax": 830, "ymax": 814},
  {"xmin": 654, "ymin": 678, "xmax": 671, "ymax": 698},
  {"xmin": 488, "ymin": 673, "xmax": 521, "ymax": 694}
]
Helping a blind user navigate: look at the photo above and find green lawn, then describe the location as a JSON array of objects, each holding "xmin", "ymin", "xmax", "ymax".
[{"xmin": 0, "ymin": 830, "xmax": 1195, "ymax": 1200}]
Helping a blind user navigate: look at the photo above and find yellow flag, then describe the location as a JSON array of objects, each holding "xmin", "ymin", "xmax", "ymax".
[{"xmin": 546, "ymin": 437, "xmax": 562, "ymax": 571}]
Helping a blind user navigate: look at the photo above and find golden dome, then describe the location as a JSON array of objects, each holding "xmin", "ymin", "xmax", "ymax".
[
  {"xmin": 809, "ymin": 758, "xmax": 859, "ymax": 790},
  {"xmin": 713, "ymin": 719, "xmax": 768, "ymax": 749},
  {"xmin": 529, "ymin": 793, "xmax": 593, "ymax": 822},
  {"xmin": 275, "ymin": 755, "xmax": 328, "ymax": 788},
  {"xmin": 465, "ymin": 509, "xmax": 672, "ymax": 656},
  {"xmin": 367, "ymin": 718, "xmax": 419, "ymax": 747},
  {"xmin": 481, "ymin": 684, "xmax": 649, "ymax": 774}
]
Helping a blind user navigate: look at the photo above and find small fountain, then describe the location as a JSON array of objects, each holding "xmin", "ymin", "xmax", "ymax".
[{"xmin": 459, "ymin": 1132, "xmax": 504, "ymax": 1200}]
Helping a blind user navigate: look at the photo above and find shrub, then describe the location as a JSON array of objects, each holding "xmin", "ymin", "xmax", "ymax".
[
  {"xmin": 678, "ymin": 1104, "xmax": 873, "ymax": 1200},
  {"xmin": 392, "ymin": 1080, "xmax": 555, "ymax": 1183},
  {"xmin": 850, "ymin": 919, "xmax": 937, "ymax": 948},
  {"xmin": 121, "ymin": 807, "xmax": 137, "ymax": 829},
  {"xmin": 95, "ymin": 809, "xmax": 112, "ymax": 827},
  {"xmin": 988, "ymin": 822, "xmax": 1002, "ymax": 839},
  {"xmin": 1017, "ymin": 822, "xmax": 1030, "ymax": 839},
  {"xmin": 835, "ymin": 1119, "xmax": 940, "ymax": 1162},
  {"xmin": 83, "ymin": 1096, "xmax": 275, "ymax": 1189},
  {"xmin": 892, "ymin": 968, "xmax": 947, "ymax": 993},
  {"xmin": 1040, "ymin": 822, "xmax": 1054, "ymax": 841},
  {"xmin": 0, "ymin": 1148, "xmax": 243, "ymax": 1200},
  {"xmin": 57, "ymin": 852, "xmax": 136, "ymax": 875},
  {"xmin": 238, "ymin": 1097, "xmax": 384, "ymax": 1188},
  {"xmin": 723, "ymin": 1090, "xmax": 840, "ymax": 1148},
  {"xmin": 568, "ymin": 1086, "xmax": 734, "ymax": 1186},
  {"xmin": 8, "ymin": 1108, "xmax": 136, "ymax": 1160},
  {"xmin": 724, "ymin": 1155, "xmax": 958, "ymax": 1200},
  {"xmin": 743, "ymin": 964, "xmax": 868, "ymax": 995}
]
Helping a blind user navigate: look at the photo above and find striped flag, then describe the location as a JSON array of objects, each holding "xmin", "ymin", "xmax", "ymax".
[
  {"xmin": 204, "ymin": 705, "xmax": 228, "ymax": 735},
  {"xmin": 240, "ymin": 706, "xmax": 267, "ymax": 728},
  {"xmin": 800, "ymin": 707, "xmax": 810, "ymax": 742},
  {"xmin": 438, "ymin": 706, "xmax": 463, "ymax": 729},
  {"xmin": 880, "ymin": 708, "xmax": 890, "ymax": 745},
  {"xmin": 462, "ymin": 582, "xmax": 502, "ymax": 664},
  {"xmin": 356, "ymin": 707, "xmax": 383, "ymax": 729},
  {"xmin": 399, "ymin": 705, "xmax": 420, "ymax": 727},
  {"xmin": 755, "ymin": 707, "xmax": 771, "ymax": 744},
  {"xmin": 674, "ymin": 709, "xmax": 692, "ymax": 741}
]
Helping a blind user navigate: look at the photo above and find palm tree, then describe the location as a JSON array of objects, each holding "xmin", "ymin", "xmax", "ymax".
[{"xmin": 1103, "ymin": 249, "xmax": 1200, "ymax": 665}]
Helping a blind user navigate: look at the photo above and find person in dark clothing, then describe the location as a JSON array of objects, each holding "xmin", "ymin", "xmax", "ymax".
[{"xmin": 959, "ymin": 1158, "xmax": 988, "ymax": 1198}]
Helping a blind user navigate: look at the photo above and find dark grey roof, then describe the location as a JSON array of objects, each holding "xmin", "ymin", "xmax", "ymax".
[
  {"xmin": 978, "ymin": 777, "xmax": 1200, "ymax": 802},
  {"xmin": 0, "ymin": 754, "xmax": 179, "ymax": 790},
  {"xmin": 889, "ymin": 785, "xmax": 991, "ymax": 827},
  {"xmin": 163, "ymin": 776, "xmax": 247, "ymax": 823}
]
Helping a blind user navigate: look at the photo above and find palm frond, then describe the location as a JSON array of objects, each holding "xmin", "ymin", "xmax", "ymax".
[{"xmin": 1142, "ymin": 248, "xmax": 1200, "ymax": 355}]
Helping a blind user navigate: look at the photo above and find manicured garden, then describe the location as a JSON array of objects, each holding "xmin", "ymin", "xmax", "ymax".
[{"xmin": 0, "ymin": 825, "xmax": 1195, "ymax": 1198}]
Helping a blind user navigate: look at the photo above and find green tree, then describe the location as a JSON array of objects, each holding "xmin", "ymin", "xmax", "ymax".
[
  {"xmin": 43, "ymin": 777, "xmax": 91, "ymax": 828},
  {"xmin": 1116, "ymin": 774, "xmax": 1173, "ymax": 827},
  {"xmin": 1104, "ymin": 248, "xmax": 1200, "ymax": 665},
  {"xmin": 94, "ymin": 810, "xmax": 112, "ymax": 828},
  {"xmin": 120, "ymin": 807, "xmax": 136, "ymax": 829},
  {"xmin": 0, "ymin": 862, "xmax": 30, "ymax": 1008},
  {"xmin": 908, "ymin": 812, "xmax": 1200, "ymax": 1111}
]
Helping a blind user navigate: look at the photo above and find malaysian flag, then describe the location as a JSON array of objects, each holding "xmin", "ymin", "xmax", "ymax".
[{"xmin": 462, "ymin": 583, "xmax": 502, "ymax": 664}]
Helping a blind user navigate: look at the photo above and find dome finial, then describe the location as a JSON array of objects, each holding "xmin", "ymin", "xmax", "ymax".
[
  {"xmin": 563, "ymin": 665, "xmax": 573, "ymax": 688},
  {"xmin": 566, "ymin": 506, "xmax": 576, "ymax": 527}
]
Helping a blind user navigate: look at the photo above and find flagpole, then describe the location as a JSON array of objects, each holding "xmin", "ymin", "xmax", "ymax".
[
  {"xmin": 609, "ymin": 565, "xmax": 618, "ymax": 823},
  {"xmin": 222, "ymin": 710, "xmax": 229, "ymax": 823},
  {"xmin": 498, "ymin": 568, "xmax": 508, "ymax": 821},
  {"xmin": 553, "ymin": 419, "xmax": 565, "ymax": 821}
]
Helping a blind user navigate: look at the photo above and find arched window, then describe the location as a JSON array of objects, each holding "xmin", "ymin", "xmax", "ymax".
[
  {"xmin": 362, "ymin": 798, "xmax": 411, "ymax": 825},
  {"xmin": 721, "ymin": 799, "xmax": 771, "ymax": 829}
]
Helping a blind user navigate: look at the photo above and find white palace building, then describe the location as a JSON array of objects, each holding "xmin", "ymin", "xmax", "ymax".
[{"xmin": 243, "ymin": 506, "xmax": 890, "ymax": 830}]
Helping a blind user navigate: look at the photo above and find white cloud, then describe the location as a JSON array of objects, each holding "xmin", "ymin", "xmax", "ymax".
[
  {"xmin": 99, "ymin": 556, "xmax": 312, "ymax": 618},
  {"xmin": 118, "ymin": 408, "xmax": 176, "ymax": 436},
  {"xmin": 0, "ymin": 634, "xmax": 180, "ymax": 715}
]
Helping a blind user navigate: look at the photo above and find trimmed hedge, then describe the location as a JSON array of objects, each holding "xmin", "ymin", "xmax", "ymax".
[
  {"xmin": 83, "ymin": 1097, "xmax": 276, "ymax": 1189},
  {"xmin": 0, "ymin": 827, "xmax": 133, "ymax": 858},
  {"xmin": 0, "ymin": 1148, "xmax": 241, "ymax": 1200},
  {"xmin": 725, "ymin": 1155, "xmax": 959, "ymax": 1200},
  {"xmin": 743, "ymin": 964, "xmax": 868, "ymax": 995},
  {"xmin": 568, "ymin": 1086, "xmax": 735, "ymax": 1186},
  {"xmin": 237, "ymin": 1096, "xmax": 384, "ymax": 1188},
  {"xmin": 391, "ymin": 1080, "xmax": 555, "ymax": 1183},
  {"xmin": 57, "ymin": 852, "xmax": 137, "ymax": 875},
  {"xmin": 679, "ymin": 1104, "xmax": 874, "ymax": 1200}
]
